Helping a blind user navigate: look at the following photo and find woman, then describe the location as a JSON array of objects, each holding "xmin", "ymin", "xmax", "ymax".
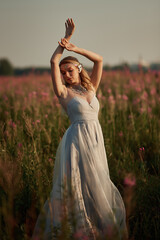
[{"xmin": 32, "ymin": 18, "xmax": 128, "ymax": 240}]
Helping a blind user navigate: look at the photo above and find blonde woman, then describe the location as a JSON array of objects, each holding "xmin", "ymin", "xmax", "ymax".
[{"xmin": 32, "ymin": 18, "xmax": 128, "ymax": 240}]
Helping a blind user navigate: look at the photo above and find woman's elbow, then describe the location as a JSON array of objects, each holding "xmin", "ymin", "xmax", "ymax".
[
  {"xmin": 95, "ymin": 55, "xmax": 103, "ymax": 63},
  {"xmin": 98, "ymin": 55, "xmax": 103, "ymax": 62},
  {"xmin": 50, "ymin": 57, "xmax": 59, "ymax": 65},
  {"xmin": 50, "ymin": 58, "xmax": 55, "ymax": 65}
]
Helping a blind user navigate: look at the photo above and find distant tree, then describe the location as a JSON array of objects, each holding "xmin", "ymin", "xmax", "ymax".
[
  {"xmin": 0, "ymin": 58, "xmax": 14, "ymax": 75},
  {"xmin": 112, "ymin": 62, "xmax": 129, "ymax": 71},
  {"xmin": 150, "ymin": 63, "xmax": 160, "ymax": 71},
  {"xmin": 103, "ymin": 64, "xmax": 111, "ymax": 71}
]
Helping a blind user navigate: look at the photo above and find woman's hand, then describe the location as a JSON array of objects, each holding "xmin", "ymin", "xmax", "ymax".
[
  {"xmin": 64, "ymin": 18, "xmax": 75, "ymax": 40},
  {"xmin": 58, "ymin": 38, "xmax": 77, "ymax": 52}
]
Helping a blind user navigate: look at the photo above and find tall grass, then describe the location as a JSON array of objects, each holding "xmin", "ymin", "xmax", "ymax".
[{"xmin": 0, "ymin": 69, "xmax": 160, "ymax": 239}]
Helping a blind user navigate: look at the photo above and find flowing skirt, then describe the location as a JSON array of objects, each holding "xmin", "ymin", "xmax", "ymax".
[{"xmin": 32, "ymin": 120, "xmax": 128, "ymax": 239}]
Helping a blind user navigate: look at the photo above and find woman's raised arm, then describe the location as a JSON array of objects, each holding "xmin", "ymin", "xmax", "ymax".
[
  {"xmin": 75, "ymin": 47, "xmax": 103, "ymax": 91},
  {"xmin": 59, "ymin": 38, "xmax": 103, "ymax": 91},
  {"xmin": 50, "ymin": 18, "xmax": 75, "ymax": 97}
]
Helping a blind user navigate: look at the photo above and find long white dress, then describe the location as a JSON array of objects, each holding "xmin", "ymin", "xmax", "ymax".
[{"xmin": 32, "ymin": 93, "xmax": 128, "ymax": 240}]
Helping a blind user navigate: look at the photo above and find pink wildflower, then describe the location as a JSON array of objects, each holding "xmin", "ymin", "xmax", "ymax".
[
  {"xmin": 9, "ymin": 120, "xmax": 16, "ymax": 128},
  {"xmin": 142, "ymin": 91, "xmax": 148, "ymax": 100},
  {"xmin": 36, "ymin": 120, "xmax": 40, "ymax": 123},
  {"xmin": 73, "ymin": 229, "xmax": 89, "ymax": 239},
  {"xmin": 133, "ymin": 98, "xmax": 140, "ymax": 105},
  {"xmin": 18, "ymin": 143, "xmax": 22, "ymax": 148},
  {"xmin": 9, "ymin": 120, "xmax": 12, "ymax": 126},
  {"xmin": 41, "ymin": 92, "xmax": 49, "ymax": 97},
  {"xmin": 108, "ymin": 95, "xmax": 115, "ymax": 104},
  {"xmin": 28, "ymin": 93, "xmax": 32, "ymax": 99},
  {"xmin": 139, "ymin": 147, "xmax": 145, "ymax": 151},
  {"xmin": 124, "ymin": 174, "xmax": 136, "ymax": 187},
  {"xmin": 107, "ymin": 88, "xmax": 112, "ymax": 94},
  {"xmin": 118, "ymin": 131, "xmax": 123, "ymax": 137},
  {"xmin": 135, "ymin": 87, "xmax": 141, "ymax": 92},
  {"xmin": 129, "ymin": 78, "xmax": 136, "ymax": 87},
  {"xmin": 140, "ymin": 107, "xmax": 144, "ymax": 113},
  {"xmin": 55, "ymin": 102, "xmax": 60, "ymax": 108},
  {"xmin": 122, "ymin": 95, "xmax": 128, "ymax": 101},
  {"xmin": 12, "ymin": 122, "xmax": 16, "ymax": 128},
  {"xmin": 146, "ymin": 76, "xmax": 151, "ymax": 83},
  {"xmin": 150, "ymin": 87, "xmax": 156, "ymax": 95},
  {"xmin": 97, "ymin": 94, "xmax": 102, "ymax": 100},
  {"xmin": 101, "ymin": 96, "xmax": 106, "ymax": 101},
  {"xmin": 53, "ymin": 95, "xmax": 58, "ymax": 102},
  {"xmin": 3, "ymin": 95, "xmax": 8, "ymax": 101},
  {"xmin": 48, "ymin": 158, "xmax": 52, "ymax": 162}
]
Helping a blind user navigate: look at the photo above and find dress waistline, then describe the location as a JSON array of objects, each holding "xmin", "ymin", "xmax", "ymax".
[{"xmin": 71, "ymin": 118, "xmax": 99, "ymax": 125}]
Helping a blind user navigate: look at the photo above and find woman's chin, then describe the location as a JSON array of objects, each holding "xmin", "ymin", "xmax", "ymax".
[
  {"xmin": 65, "ymin": 79, "xmax": 80, "ymax": 86},
  {"xmin": 67, "ymin": 80, "xmax": 76, "ymax": 85},
  {"xmin": 66, "ymin": 79, "xmax": 73, "ymax": 84}
]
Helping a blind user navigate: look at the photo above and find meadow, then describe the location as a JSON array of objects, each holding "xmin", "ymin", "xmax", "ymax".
[{"xmin": 0, "ymin": 68, "xmax": 160, "ymax": 240}]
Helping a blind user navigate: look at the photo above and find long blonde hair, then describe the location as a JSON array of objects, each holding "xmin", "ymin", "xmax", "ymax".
[{"xmin": 59, "ymin": 56, "xmax": 93, "ymax": 91}]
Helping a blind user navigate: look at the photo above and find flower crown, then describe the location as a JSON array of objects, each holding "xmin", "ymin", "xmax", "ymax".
[{"xmin": 74, "ymin": 63, "xmax": 82, "ymax": 73}]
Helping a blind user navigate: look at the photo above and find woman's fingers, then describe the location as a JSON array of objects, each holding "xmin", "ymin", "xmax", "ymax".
[
  {"xmin": 58, "ymin": 38, "xmax": 69, "ymax": 48},
  {"xmin": 67, "ymin": 18, "xmax": 71, "ymax": 25},
  {"xmin": 64, "ymin": 18, "xmax": 75, "ymax": 38},
  {"xmin": 66, "ymin": 18, "xmax": 74, "ymax": 28},
  {"xmin": 65, "ymin": 19, "xmax": 70, "ymax": 27},
  {"xmin": 58, "ymin": 42, "xmax": 70, "ymax": 51},
  {"xmin": 58, "ymin": 39, "xmax": 67, "ymax": 47},
  {"xmin": 59, "ymin": 38, "xmax": 72, "ymax": 50},
  {"xmin": 61, "ymin": 38, "xmax": 68, "ymax": 44},
  {"xmin": 66, "ymin": 19, "xmax": 70, "ymax": 27},
  {"xmin": 71, "ymin": 18, "xmax": 75, "ymax": 27},
  {"xmin": 58, "ymin": 41, "xmax": 64, "ymax": 47}
]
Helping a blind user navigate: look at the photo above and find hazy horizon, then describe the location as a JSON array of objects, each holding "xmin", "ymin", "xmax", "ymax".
[{"xmin": 0, "ymin": 0, "xmax": 160, "ymax": 68}]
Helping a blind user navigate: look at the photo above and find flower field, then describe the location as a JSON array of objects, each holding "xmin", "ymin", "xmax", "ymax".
[{"xmin": 0, "ymin": 69, "xmax": 160, "ymax": 240}]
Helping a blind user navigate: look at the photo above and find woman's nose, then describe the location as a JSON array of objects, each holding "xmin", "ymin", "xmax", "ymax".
[{"xmin": 66, "ymin": 72, "xmax": 70, "ymax": 77}]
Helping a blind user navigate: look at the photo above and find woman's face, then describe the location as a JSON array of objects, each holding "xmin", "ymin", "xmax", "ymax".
[{"xmin": 60, "ymin": 63, "xmax": 81, "ymax": 85}]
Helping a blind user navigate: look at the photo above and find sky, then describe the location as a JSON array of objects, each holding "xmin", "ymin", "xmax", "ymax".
[{"xmin": 0, "ymin": 0, "xmax": 160, "ymax": 68}]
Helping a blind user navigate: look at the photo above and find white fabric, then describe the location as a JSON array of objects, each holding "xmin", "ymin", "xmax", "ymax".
[{"xmin": 32, "ymin": 94, "xmax": 127, "ymax": 239}]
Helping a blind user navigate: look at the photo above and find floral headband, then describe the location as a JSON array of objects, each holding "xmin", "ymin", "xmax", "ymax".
[
  {"xmin": 61, "ymin": 63, "xmax": 82, "ymax": 73},
  {"xmin": 75, "ymin": 63, "xmax": 82, "ymax": 73}
]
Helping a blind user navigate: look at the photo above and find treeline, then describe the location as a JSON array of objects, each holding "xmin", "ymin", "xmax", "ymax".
[
  {"xmin": 0, "ymin": 58, "xmax": 160, "ymax": 76},
  {"xmin": 0, "ymin": 58, "xmax": 51, "ymax": 76}
]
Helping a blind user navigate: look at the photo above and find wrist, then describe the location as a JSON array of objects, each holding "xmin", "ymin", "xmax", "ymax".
[
  {"xmin": 73, "ymin": 46, "xmax": 81, "ymax": 53},
  {"xmin": 64, "ymin": 34, "xmax": 72, "ymax": 41}
]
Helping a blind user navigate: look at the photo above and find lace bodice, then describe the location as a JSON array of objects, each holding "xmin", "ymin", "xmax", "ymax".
[{"xmin": 66, "ymin": 95, "xmax": 99, "ymax": 124}]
